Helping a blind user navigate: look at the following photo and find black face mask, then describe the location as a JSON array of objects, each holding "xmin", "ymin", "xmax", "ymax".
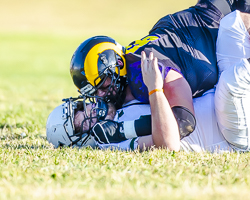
[
  {"xmin": 61, "ymin": 96, "xmax": 109, "ymax": 145},
  {"xmin": 103, "ymin": 78, "xmax": 127, "ymax": 110}
]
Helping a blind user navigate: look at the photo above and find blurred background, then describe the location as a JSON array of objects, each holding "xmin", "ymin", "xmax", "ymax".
[
  {"xmin": 0, "ymin": 0, "xmax": 196, "ymax": 136},
  {"xmin": 0, "ymin": 0, "xmax": 197, "ymax": 40}
]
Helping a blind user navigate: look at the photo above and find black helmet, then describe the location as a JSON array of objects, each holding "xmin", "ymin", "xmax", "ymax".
[{"xmin": 70, "ymin": 36, "xmax": 127, "ymax": 109}]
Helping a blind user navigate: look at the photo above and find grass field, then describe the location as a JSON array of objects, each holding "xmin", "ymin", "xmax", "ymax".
[{"xmin": 1, "ymin": 0, "xmax": 250, "ymax": 199}]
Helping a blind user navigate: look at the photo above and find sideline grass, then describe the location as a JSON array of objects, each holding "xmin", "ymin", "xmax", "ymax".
[{"xmin": 1, "ymin": 0, "xmax": 250, "ymax": 199}]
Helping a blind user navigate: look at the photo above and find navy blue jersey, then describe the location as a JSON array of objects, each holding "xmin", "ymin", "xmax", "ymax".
[{"xmin": 125, "ymin": 0, "xmax": 224, "ymax": 103}]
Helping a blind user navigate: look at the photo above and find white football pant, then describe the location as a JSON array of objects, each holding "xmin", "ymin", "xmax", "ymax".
[{"xmin": 215, "ymin": 58, "xmax": 250, "ymax": 151}]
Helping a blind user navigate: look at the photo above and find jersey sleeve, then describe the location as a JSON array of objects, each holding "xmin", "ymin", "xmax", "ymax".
[{"xmin": 125, "ymin": 52, "xmax": 182, "ymax": 103}]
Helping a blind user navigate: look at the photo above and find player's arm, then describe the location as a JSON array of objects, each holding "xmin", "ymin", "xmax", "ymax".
[
  {"xmin": 141, "ymin": 51, "xmax": 180, "ymax": 151},
  {"xmin": 163, "ymin": 69, "xmax": 194, "ymax": 115}
]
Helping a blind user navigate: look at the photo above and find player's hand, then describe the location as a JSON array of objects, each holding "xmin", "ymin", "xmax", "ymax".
[
  {"xmin": 91, "ymin": 120, "xmax": 126, "ymax": 144},
  {"xmin": 141, "ymin": 51, "xmax": 163, "ymax": 92}
]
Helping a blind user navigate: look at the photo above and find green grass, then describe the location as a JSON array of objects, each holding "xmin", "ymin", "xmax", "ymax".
[
  {"xmin": 1, "ymin": 0, "xmax": 250, "ymax": 199},
  {"xmin": 0, "ymin": 145, "xmax": 250, "ymax": 199}
]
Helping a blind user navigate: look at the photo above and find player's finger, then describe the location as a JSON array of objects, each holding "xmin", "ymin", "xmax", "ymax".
[
  {"xmin": 148, "ymin": 52, "xmax": 154, "ymax": 70},
  {"xmin": 141, "ymin": 51, "xmax": 147, "ymax": 72},
  {"xmin": 153, "ymin": 57, "xmax": 158, "ymax": 70},
  {"xmin": 153, "ymin": 57, "xmax": 161, "ymax": 77}
]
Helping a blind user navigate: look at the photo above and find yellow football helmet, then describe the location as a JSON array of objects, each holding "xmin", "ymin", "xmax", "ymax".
[{"xmin": 70, "ymin": 36, "xmax": 127, "ymax": 109}]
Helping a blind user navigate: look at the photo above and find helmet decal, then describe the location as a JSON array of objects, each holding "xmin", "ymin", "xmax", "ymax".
[{"xmin": 84, "ymin": 42, "xmax": 126, "ymax": 86}]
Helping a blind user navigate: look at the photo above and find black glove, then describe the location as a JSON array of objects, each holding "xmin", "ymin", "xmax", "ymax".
[{"xmin": 91, "ymin": 120, "xmax": 126, "ymax": 144}]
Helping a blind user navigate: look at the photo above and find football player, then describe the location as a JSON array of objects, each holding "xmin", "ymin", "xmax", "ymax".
[
  {"xmin": 96, "ymin": 10, "xmax": 250, "ymax": 152},
  {"xmin": 70, "ymin": 0, "xmax": 250, "ymax": 140}
]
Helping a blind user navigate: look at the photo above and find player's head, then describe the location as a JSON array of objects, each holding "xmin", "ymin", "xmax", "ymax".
[
  {"xmin": 70, "ymin": 36, "xmax": 127, "ymax": 109},
  {"xmin": 46, "ymin": 97, "xmax": 109, "ymax": 148}
]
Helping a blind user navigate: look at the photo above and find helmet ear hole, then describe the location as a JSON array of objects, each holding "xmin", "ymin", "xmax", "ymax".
[
  {"xmin": 116, "ymin": 54, "xmax": 124, "ymax": 69},
  {"xmin": 117, "ymin": 59, "xmax": 124, "ymax": 68}
]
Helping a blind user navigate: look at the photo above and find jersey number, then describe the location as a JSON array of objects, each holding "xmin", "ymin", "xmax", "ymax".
[{"xmin": 126, "ymin": 35, "xmax": 159, "ymax": 54}]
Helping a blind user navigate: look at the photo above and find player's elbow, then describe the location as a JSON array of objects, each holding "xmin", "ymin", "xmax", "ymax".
[{"xmin": 153, "ymin": 136, "xmax": 180, "ymax": 152}]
